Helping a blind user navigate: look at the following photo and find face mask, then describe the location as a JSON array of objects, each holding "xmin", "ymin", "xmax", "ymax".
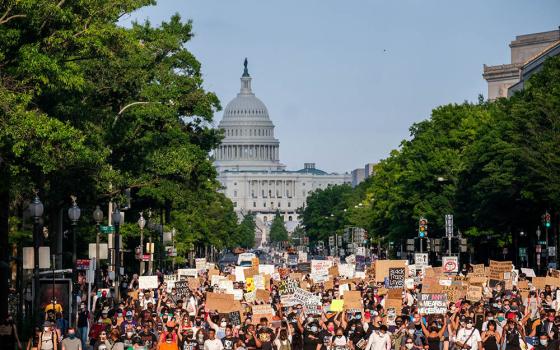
[
  {"xmin": 68, "ymin": 333, "xmax": 75, "ymax": 339},
  {"xmin": 497, "ymin": 317, "xmax": 505, "ymax": 322},
  {"xmin": 127, "ymin": 332, "xmax": 133, "ymax": 337},
  {"xmin": 487, "ymin": 317, "xmax": 494, "ymax": 321},
  {"xmin": 405, "ymin": 344, "xmax": 414, "ymax": 349},
  {"xmin": 540, "ymin": 339, "xmax": 548, "ymax": 345},
  {"xmin": 220, "ymin": 322, "xmax": 227, "ymax": 327},
  {"xmin": 466, "ymin": 323, "xmax": 473, "ymax": 329},
  {"xmin": 408, "ymin": 329, "xmax": 415, "ymax": 335},
  {"xmin": 198, "ymin": 335, "xmax": 204, "ymax": 341},
  {"xmin": 311, "ymin": 326, "xmax": 318, "ymax": 332}
]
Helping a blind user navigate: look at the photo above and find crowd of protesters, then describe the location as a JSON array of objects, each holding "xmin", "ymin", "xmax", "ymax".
[{"xmin": 5, "ymin": 259, "xmax": 560, "ymax": 350}]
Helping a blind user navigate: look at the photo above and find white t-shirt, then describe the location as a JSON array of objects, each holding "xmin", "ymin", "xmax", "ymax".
[
  {"xmin": 456, "ymin": 328, "xmax": 481, "ymax": 350},
  {"xmin": 204, "ymin": 338, "xmax": 224, "ymax": 350},
  {"xmin": 365, "ymin": 331, "xmax": 392, "ymax": 350}
]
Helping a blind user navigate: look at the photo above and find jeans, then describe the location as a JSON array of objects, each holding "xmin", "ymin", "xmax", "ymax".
[{"xmin": 79, "ymin": 326, "xmax": 88, "ymax": 349}]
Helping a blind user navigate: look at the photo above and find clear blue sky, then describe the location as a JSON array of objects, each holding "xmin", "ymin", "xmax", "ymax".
[{"xmin": 120, "ymin": 0, "xmax": 559, "ymax": 173}]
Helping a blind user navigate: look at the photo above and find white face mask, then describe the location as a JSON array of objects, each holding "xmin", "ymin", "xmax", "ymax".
[
  {"xmin": 220, "ymin": 322, "xmax": 227, "ymax": 327},
  {"xmin": 540, "ymin": 339, "xmax": 548, "ymax": 346},
  {"xmin": 44, "ymin": 327, "xmax": 50, "ymax": 332},
  {"xmin": 466, "ymin": 323, "xmax": 473, "ymax": 329},
  {"xmin": 126, "ymin": 332, "xmax": 133, "ymax": 337},
  {"xmin": 405, "ymin": 344, "xmax": 414, "ymax": 349},
  {"xmin": 408, "ymin": 329, "xmax": 415, "ymax": 335}
]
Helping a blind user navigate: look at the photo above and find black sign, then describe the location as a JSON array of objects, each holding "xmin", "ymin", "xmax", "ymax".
[
  {"xmin": 388, "ymin": 267, "xmax": 405, "ymax": 289},
  {"xmin": 229, "ymin": 311, "xmax": 241, "ymax": 326},
  {"xmin": 297, "ymin": 262, "xmax": 311, "ymax": 273},
  {"xmin": 174, "ymin": 281, "xmax": 190, "ymax": 300}
]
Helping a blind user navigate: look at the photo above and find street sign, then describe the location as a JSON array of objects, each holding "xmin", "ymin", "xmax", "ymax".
[
  {"xmin": 99, "ymin": 225, "xmax": 115, "ymax": 234},
  {"xmin": 549, "ymin": 246, "xmax": 556, "ymax": 257},
  {"xmin": 442, "ymin": 256, "xmax": 458, "ymax": 273},
  {"xmin": 415, "ymin": 253, "xmax": 429, "ymax": 267},
  {"xmin": 142, "ymin": 254, "xmax": 151, "ymax": 261},
  {"xmin": 518, "ymin": 247, "xmax": 527, "ymax": 257},
  {"xmin": 76, "ymin": 259, "xmax": 90, "ymax": 270},
  {"xmin": 328, "ymin": 236, "xmax": 334, "ymax": 247},
  {"xmin": 445, "ymin": 214, "xmax": 453, "ymax": 237}
]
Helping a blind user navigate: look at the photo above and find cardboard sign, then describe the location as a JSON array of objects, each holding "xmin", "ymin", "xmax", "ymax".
[
  {"xmin": 532, "ymin": 277, "xmax": 547, "ymax": 290},
  {"xmin": 297, "ymin": 262, "xmax": 311, "ymax": 273},
  {"xmin": 471, "ymin": 264, "xmax": 485, "ymax": 274},
  {"xmin": 138, "ymin": 275, "xmax": 159, "ymax": 289},
  {"xmin": 205, "ymin": 292, "xmax": 234, "ymax": 312},
  {"xmin": 418, "ymin": 293, "xmax": 447, "ymax": 314},
  {"xmin": 488, "ymin": 260, "xmax": 512, "ymax": 280},
  {"xmin": 388, "ymin": 267, "xmax": 405, "ymax": 289},
  {"xmin": 259, "ymin": 264, "xmax": 275, "ymax": 276},
  {"xmin": 466, "ymin": 285, "xmax": 483, "ymax": 302},
  {"xmin": 256, "ymin": 289, "xmax": 269, "ymax": 302},
  {"xmin": 385, "ymin": 297, "xmax": 402, "ymax": 313},
  {"xmin": 375, "ymin": 260, "xmax": 407, "ymax": 283},
  {"xmin": 251, "ymin": 257, "xmax": 260, "ymax": 269},
  {"xmin": 343, "ymin": 290, "xmax": 362, "ymax": 310},
  {"xmin": 329, "ymin": 265, "xmax": 339, "ymax": 276},
  {"xmin": 442, "ymin": 256, "xmax": 459, "ymax": 273},
  {"xmin": 251, "ymin": 304, "xmax": 275, "ymax": 322},
  {"xmin": 521, "ymin": 268, "xmax": 536, "ymax": 278},
  {"xmin": 188, "ymin": 277, "xmax": 200, "ymax": 291}
]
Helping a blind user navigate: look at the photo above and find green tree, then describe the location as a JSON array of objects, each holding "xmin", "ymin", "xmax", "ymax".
[
  {"xmin": 300, "ymin": 184, "xmax": 354, "ymax": 242},
  {"xmin": 269, "ymin": 211, "xmax": 288, "ymax": 243},
  {"xmin": 236, "ymin": 213, "xmax": 256, "ymax": 248}
]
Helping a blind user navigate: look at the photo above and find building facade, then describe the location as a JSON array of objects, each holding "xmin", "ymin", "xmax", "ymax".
[
  {"xmin": 483, "ymin": 28, "xmax": 560, "ymax": 100},
  {"xmin": 214, "ymin": 60, "xmax": 351, "ymax": 245}
]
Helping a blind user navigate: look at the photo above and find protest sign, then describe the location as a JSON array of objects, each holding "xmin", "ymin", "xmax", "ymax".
[
  {"xmin": 218, "ymin": 279, "xmax": 234, "ymax": 294},
  {"xmin": 303, "ymin": 304, "xmax": 322, "ymax": 316},
  {"xmin": 138, "ymin": 276, "xmax": 158, "ymax": 289},
  {"xmin": 253, "ymin": 274, "xmax": 265, "ymax": 290},
  {"xmin": 311, "ymin": 260, "xmax": 333, "ymax": 276},
  {"xmin": 244, "ymin": 291, "xmax": 256, "ymax": 303},
  {"xmin": 235, "ymin": 266, "xmax": 247, "ymax": 282},
  {"xmin": 298, "ymin": 251, "xmax": 307, "ymax": 263},
  {"xmin": 339, "ymin": 264, "xmax": 355, "ymax": 278},
  {"xmin": 232, "ymin": 289, "xmax": 244, "ymax": 301},
  {"xmin": 385, "ymin": 297, "xmax": 402, "ymax": 313},
  {"xmin": 343, "ymin": 290, "xmax": 363, "ymax": 310},
  {"xmin": 229, "ymin": 311, "xmax": 241, "ymax": 326},
  {"xmin": 259, "ymin": 264, "xmax": 275, "ymax": 276},
  {"xmin": 256, "ymin": 289, "xmax": 270, "ymax": 302},
  {"xmin": 330, "ymin": 299, "xmax": 344, "ymax": 312},
  {"xmin": 297, "ymin": 262, "xmax": 311, "ymax": 273},
  {"xmin": 178, "ymin": 268, "xmax": 198, "ymax": 278},
  {"xmin": 205, "ymin": 292, "xmax": 234, "ymax": 312},
  {"xmin": 375, "ymin": 260, "xmax": 407, "ymax": 283},
  {"xmin": 172, "ymin": 281, "xmax": 190, "ymax": 303},
  {"xmin": 188, "ymin": 277, "xmax": 200, "ymax": 291},
  {"xmin": 211, "ymin": 275, "xmax": 227, "ymax": 286},
  {"xmin": 246, "ymin": 277, "xmax": 255, "ymax": 292},
  {"xmin": 418, "ymin": 293, "xmax": 448, "ymax": 314},
  {"xmin": 251, "ymin": 304, "xmax": 275, "ymax": 322},
  {"xmin": 328, "ymin": 265, "xmax": 339, "ymax": 276},
  {"xmin": 339, "ymin": 283, "xmax": 350, "ymax": 296},
  {"xmin": 471, "ymin": 264, "xmax": 485, "ymax": 274},
  {"xmin": 195, "ymin": 258, "xmax": 207, "ymax": 271},
  {"xmin": 293, "ymin": 288, "xmax": 321, "ymax": 306},
  {"xmin": 388, "ymin": 267, "xmax": 405, "ymax": 289},
  {"xmin": 488, "ymin": 260, "xmax": 512, "ymax": 280},
  {"xmin": 466, "ymin": 285, "xmax": 483, "ymax": 302},
  {"xmin": 252, "ymin": 257, "xmax": 260, "ymax": 269},
  {"xmin": 243, "ymin": 267, "xmax": 259, "ymax": 280},
  {"xmin": 279, "ymin": 279, "xmax": 298, "ymax": 296}
]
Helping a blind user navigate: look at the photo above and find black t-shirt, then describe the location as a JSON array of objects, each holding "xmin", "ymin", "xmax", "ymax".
[
  {"xmin": 318, "ymin": 330, "xmax": 333, "ymax": 350},
  {"xmin": 181, "ymin": 338, "xmax": 199, "ymax": 350},
  {"xmin": 139, "ymin": 331, "xmax": 158, "ymax": 349},
  {"xmin": 303, "ymin": 324, "xmax": 321, "ymax": 350},
  {"xmin": 256, "ymin": 327, "xmax": 274, "ymax": 350},
  {"xmin": 222, "ymin": 336, "xmax": 238, "ymax": 350}
]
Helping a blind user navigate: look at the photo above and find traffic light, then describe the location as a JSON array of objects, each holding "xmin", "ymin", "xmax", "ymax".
[
  {"xmin": 433, "ymin": 238, "xmax": 442, "ymax": 253},
  {"xmin": 418, "ymin": 217, "xmax": 428, "ymax": 238},
  {"xmin": 406, "ymin": 239, "xmax": 415, "ymax": 252},
  {"xmin": 545, "ymin": 212, "xmax": 551, "ymax": 228}
]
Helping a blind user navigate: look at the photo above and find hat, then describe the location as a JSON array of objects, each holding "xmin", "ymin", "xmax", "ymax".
[
  {"xmin": 126, "ymin": 311, "xmax": 133, "ymax": 316},
  {"xmin": 101, "ymin": 290, "xmax": 107, "ymax": 296}
]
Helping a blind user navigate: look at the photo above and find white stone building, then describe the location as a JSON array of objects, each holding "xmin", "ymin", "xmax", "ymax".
[{"xmin": 214, "ymin": 60, "xmax": 351, "ymax": 245}]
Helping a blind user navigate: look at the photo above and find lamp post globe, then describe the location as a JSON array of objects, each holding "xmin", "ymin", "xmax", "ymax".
[
  {"xmin": 93, "ymin": 205, "xmax": 103, "ymax": 224},
  {"xmin": 67, "ymin": 196, "xmax": 80, "ymax": 327},
  {"xmin": 29, "ymin": 195, "xmax": 44, "ymax": 220}
]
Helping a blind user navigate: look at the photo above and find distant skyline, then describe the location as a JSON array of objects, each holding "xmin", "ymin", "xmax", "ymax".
[{"xmin": 120, "ymin": 1, "xmax": 560, "ymax": 173}]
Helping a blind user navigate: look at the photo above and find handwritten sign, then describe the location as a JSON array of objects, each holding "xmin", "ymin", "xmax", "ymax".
[
  {"xmin": 418, "ymin": 293, "xmax": 447, "ymax": 314},
  {"xmin": 388, "ymin": 267, "xmax": 405, "ymax": 289}
]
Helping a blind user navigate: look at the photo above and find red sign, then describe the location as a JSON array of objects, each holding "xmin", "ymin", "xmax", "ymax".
[
  {"xmin": 142, "ymin": 254, "xmax": 151, "ymax": 262},
  {"xmin": 76, "ymin": 259, "xmax": 90, "ymax": 270}
]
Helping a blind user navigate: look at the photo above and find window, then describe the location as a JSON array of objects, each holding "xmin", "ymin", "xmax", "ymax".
[
  {"xmin": 253, "ymin": 202, "xmax": 256, "ymax": 207},
  {"xmin": 288, "ymin": 202, "xmax": 291, "ymax": 208},
  {"xmin": 234, "ymin": 190, "xmax": 237, "ymax": 197},
  {"xmin": 263, "ymin": 202, "xmax": 266, "ymax": 207},
  {"xmin": 278, "ymin": 202, "xmax": 281, "ymax": 207},
  {"xmin": 271, "ymin": 202, "xmax": 274, "ymax": 207},
  {"xmin": 234, "ymin": 182, "xmax": 237, "ymax": 186},
  {"xmin": 233, "ymin": 202, "xmax": 237, "ymax": 207},
  {"xmin": 288, "ymin": 216, "xmax": 293, "ymax": 221}
]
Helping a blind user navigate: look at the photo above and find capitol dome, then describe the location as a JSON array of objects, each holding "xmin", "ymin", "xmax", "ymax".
[{"xmin": 214, "ymin": 59, "xmax": 285, "ymax": 172}]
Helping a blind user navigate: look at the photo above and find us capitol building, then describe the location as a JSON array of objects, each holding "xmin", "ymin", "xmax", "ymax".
[{"xmin": 214, "ymin": 60, "xmax": 351, "ymax": 245}]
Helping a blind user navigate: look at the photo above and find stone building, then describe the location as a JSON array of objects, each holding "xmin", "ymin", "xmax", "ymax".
[
  {"xmin": 483, "ymin": 28, "xmax": 560, "ymax": 100},
  {"xmin": 214, "ymin": 60, "xmax": 351, "ymax": 245}
]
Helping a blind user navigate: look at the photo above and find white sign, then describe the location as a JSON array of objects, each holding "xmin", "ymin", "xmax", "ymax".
[
  {"xmin": 178, "ymin": 268, "xmax": 197, "ymax": 277},
  {"xmin": 311, "ymin": 260, "xmax": 333, "ymax": 275},
  {"xmin": 414, "ymin": 253, "xmax": 429, "ymax": 267},
  {"xmin": 521, "ymin": 268, "xmax": 536, "ymax": 278},
  {"xmin": 218, "ymin": 280, "xmax": 234, "ymax": 294},
  {"xmin": 253, "ymin": 274, "xmax": 265, "ymax": 290},
  {"xmin": 195, "ymin": 258, "xmax": 207, "ymax": 271},
  {"xmin": 258, "ymin": 265, "xmax": 275, "ymax": 275},
  {"xmin": 138, "ymin": 275, "xmax": 159, "ymax": 289},
  {"xmin": 88, "ymin": 243, "xmax": 108, "ymax": 259},
  {"xmin": 338, "ymin": 264, "xmax": 355, "ymax": 278},
  {"xmin": 442, "ymin": 256, "xmax": 459, "ymax": 273},
  {"xmin": 339, "ymin": 284, "xmax": 350, "ymax": 296},
  {"xmin": 298, "ymin": 252, "xmax": 308, "ymax": 263},
  {"xmin": 235, "ymin": 266, "xmax": 247, "ymax": 282}
]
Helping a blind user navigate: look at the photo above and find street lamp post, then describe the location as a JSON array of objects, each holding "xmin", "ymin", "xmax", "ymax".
[
  {"xmin": 29, "ymin": 193, "xmax": 44, "ymax": 326},
  {"xmin": 67, "ymin": 196, "xmax": 81, "ymax": 327},
  {"xmin": 138, "ymin": 212, "xmax": 146, "ymax": 275},
  {"xmin": 93, "ymin": 206, "xmax": 103, "ymax": 288},
  {"xmin": 112, "ymin": 207, "xmax": 122, "ymax": 302}
]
